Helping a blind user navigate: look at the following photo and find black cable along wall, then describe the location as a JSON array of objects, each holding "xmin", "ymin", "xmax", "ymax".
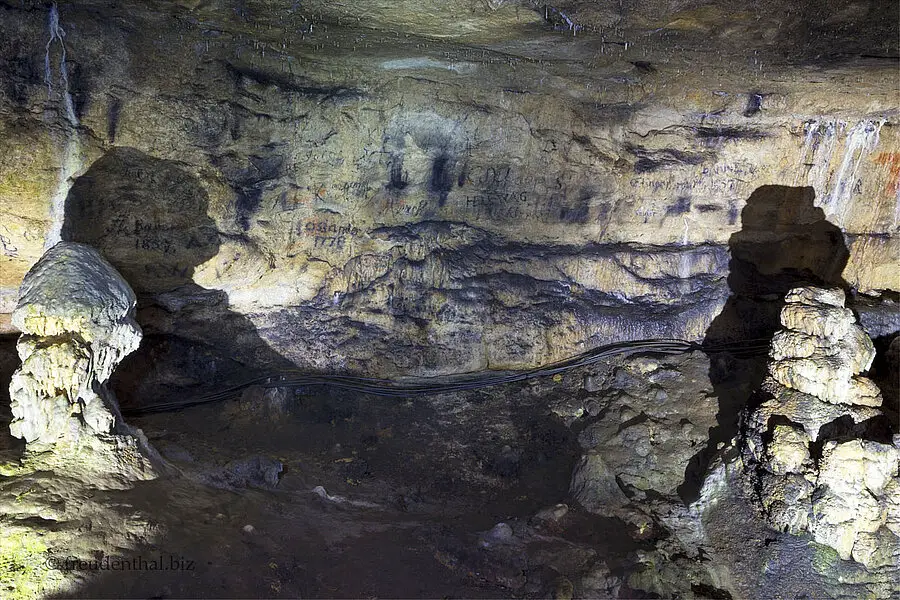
[{"xmin": 124, "ymin": 338, "xmax": 770, "ymax": 416}]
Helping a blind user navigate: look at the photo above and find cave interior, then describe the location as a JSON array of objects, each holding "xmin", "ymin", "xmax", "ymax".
[{"xmin": 0, "ymin": 1, "xmax": 898, "ymax": 598}]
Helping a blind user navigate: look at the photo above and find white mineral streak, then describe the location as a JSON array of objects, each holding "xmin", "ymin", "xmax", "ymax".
[
  {"xmin": 799, "ymin": 120, "xmax": 819, "ymax": 165},
  {"xmin": 678, "ymin": 216, "xmax": 692, "ymax": 279},
  {"xmin": 797, "ymin": 120, "xmax": 840, "ymax": 191},
  {"xmin": 798, "ymin": 120, "xmax": 884, "ymax": 225},
  {"xmin": 795, "ymin": 119, "xmax": 819, "ymax": 186},
  {"xmin": 895, "ymin": 186, "xmax": 900, "ymax": 229},
  {"xmin": 45, "ymin": 3, "xmax": 78, "ymax": 128},
  {"xmin": 43, "ymin": 132, "xmax": 81, "ymax": 251},
  {"xmin": 380, "ymin": 57, "xmax": 477, "ymax": 74},
  {"xmin": 42, "ymin": 4, "xmax": 83, "ymax": 250},
  {"xmin": 825, "ymin": 120, "xmax": 883, "ymax": 221}
]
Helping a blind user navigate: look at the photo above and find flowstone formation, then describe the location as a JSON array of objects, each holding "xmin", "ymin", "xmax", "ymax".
[
  {"xmin": 8, "ymin": 242, "xmax": 157, "ymax": 483},
  {"xmin": 744, "ymin": 286, "xmax": 900, "ymax": 568}
]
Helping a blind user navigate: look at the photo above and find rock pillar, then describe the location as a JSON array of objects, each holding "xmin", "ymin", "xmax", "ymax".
[
  {"xmin": 744, "ymin": 286, "xmax": 899, "ymax": 568},
  {"xmin": 8, "ymin": 242, "xmax": 157, "ymax": 482}
]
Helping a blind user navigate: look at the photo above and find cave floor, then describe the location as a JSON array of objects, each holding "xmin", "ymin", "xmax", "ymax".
[
  {"xmin": 0, "ymin": 339, "xmax": 647, "ymax": 599},
  {"xmin": 87, "ymin": 385, "xmax": 625, "ymax": 599},
  {"xmin": 1, "ymin": 342, "xmax": 891, "ymax": 599}
]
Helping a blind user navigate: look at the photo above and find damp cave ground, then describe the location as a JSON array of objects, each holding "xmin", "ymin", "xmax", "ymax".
[
  {"xmin": 0, "ymin": 330, "xmax": 747, "ymax": 599},
  {"xmin": 0, "ymin": 329, "xmax": 896, "ymax": 599}
]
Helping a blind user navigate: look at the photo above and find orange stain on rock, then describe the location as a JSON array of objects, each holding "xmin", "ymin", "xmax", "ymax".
[{"xmin": 873, "ymin": 152, "xmax": 900, "ymax": 195}]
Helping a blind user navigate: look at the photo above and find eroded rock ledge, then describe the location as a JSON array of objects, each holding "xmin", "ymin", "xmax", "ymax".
[{"xmin": 0, "ymin": 1, "xmax": 897, "ymax": 377}]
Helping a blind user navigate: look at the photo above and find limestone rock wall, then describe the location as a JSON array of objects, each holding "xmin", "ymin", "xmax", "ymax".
[{"xmin": 0, "ymin": 1, "xmax": 897, "ymax": 375}]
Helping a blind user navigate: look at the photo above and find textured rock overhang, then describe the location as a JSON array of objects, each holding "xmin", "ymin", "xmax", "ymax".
[{"xmin": 0, "ymin": 0, "xmax": 897, "ymax": 374}]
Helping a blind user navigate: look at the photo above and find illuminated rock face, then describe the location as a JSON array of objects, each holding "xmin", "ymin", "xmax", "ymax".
[
  {"xmin": 0, "ymin": 1, "xmax": 896, "ymax": 374},
  {"xmin": 8, "ymin": 242, "xmax": 156, "ymax": 482},
  {"xmin": 745, "ymin": 286, "xmax": 900, "ymax": 568}
]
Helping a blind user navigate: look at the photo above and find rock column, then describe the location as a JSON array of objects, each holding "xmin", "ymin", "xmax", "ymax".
[
  {"xmin": 8, "ymin": 242, "xmax": 157, "ymax": 482},
  {"xmin": 744, "ymin": 286, "xmax": 899, "ymax": 568}
]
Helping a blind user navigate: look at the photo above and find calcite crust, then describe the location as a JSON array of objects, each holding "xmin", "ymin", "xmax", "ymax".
[{"xmin": 8, "ymin": 242, "xmax": 156, "ymax": 482}]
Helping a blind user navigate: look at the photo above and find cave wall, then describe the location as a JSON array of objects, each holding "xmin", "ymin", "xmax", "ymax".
[{"xmin": 0, "ymin": 0, "xmax": 897, "ymax": 375}]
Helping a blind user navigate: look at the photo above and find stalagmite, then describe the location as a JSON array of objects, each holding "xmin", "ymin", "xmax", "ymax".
[
  {"xmin": 742, "ymin": 286, "xmax": 899, "ymax": 568},
  {"xmin": 8, "ymin": 242, "xmax": 159, "ymax": 484}
]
